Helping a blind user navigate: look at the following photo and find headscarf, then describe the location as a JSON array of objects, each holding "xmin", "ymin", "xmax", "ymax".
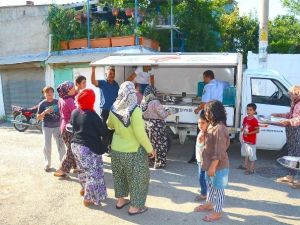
[
  {"xmin": 76, "ymin": 89, "xmax": 95, "ymax": 112},
  {"xmin": 140, "ymin": 85, "xmax": 158, "ymax": 112},
  {"xmin": 57, "ymin": 81, "xmax": 74, "ymax": 99},
  {"xmin": 289, "ymin": 86, "xmax": 300, "ymax": 105},
  {"xmin": 288, "ymin": 85, "xmax": 300, "ymax": 117},
  {"xmin": 111, "ymin": 81, "xmax": 137, "ymax": 127}
]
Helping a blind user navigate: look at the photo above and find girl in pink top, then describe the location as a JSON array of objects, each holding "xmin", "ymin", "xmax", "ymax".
[{"xmin": 54, "ymin": 81, "xmax": 77, "ymax": 177}]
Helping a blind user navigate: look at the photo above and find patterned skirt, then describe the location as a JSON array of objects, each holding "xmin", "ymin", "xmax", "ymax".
[
  {"xmin": 71, "ymin": 143, "xmax": 107, "ymax": 205},
  {"xmin": 145, "ymin": 119, "xmax": 168, "ymax": 168},
  {"xmin": 286, "ymin": 126, "xmax": 300, "ymax": 157},
  {"xmin": 60, "ymin": 130, "xmax": 77, "ymax": 173}
]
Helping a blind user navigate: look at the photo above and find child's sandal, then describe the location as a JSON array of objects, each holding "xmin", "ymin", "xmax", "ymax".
[
  {"xmin": 245, "ymin": 170, "xmax": 254, "ymax": 175},
  {"xmin": 194, "ymin": 195, "xmax": 207, "ymax": 202},
  {"xmin": 194, "ymin": 204, "xmax": 213, "ymax": 212},
  {"xmin": 202, "ymin": 213, "xmax": 221, "ymax": 222}
]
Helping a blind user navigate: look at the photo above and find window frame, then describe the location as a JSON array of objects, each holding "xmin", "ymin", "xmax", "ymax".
[{"xmin": 250, "ymin": 78, "xmax": 290, "ymax": 106}]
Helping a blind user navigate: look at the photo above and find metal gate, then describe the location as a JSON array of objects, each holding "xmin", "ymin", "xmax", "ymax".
[{"xmin": 1, "ymin": 68, "xmax": 45, "ymax": 115}]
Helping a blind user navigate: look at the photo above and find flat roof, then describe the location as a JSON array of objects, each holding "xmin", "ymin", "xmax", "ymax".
[{"xmin": 91, "ymin": 53, "xmax": 241, "ymax": 67}]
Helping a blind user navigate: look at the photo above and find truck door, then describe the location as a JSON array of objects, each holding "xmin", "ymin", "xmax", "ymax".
[{"xmin": 249, "ymin": 77, "xmax": 290, "ymax": 150}]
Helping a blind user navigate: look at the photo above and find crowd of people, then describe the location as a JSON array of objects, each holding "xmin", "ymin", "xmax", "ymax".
[{"xmin": 35, "ymin": 67, "xmax": 300, "ymax": 222}]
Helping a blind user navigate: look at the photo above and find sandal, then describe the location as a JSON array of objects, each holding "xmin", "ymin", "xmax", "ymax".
[
  {"xmin": 276, "ymin": 176, "xmax": 294, "ymax": 183},
  {"xmin": 194, "ymin": 204, "xmax": 213, "ymax": 212},
  {"xmin": 116, "ymin": 200, "xmax": 130, "ymax": 209},
  {"xmin": 245, "ymin": 170, "xmax": 254, "ymax": 175},
  {"xmin": 80, "ymin": 189, "xmax": 84, "ymax": 196},
  {"xmin": 128, "ymin": 207, "xmax": 148, "ymax": 216},
  {"xmin": 202, "ymin": 213, "xmax": 221, "ymax": 222},
  {"xmin": 83, "ymin": 200, "xmax": 93, "ymax": 207},
  {"xmin": 194, "ymin": 195, "xmax": 207, "ymax": 202},
  {"xmin": 54, "ymin": 170, "xmax": 67, "ymax": 177},
  {"xmin": 289, "ymin": 181, "xmax": 300, "ymax": 189}
]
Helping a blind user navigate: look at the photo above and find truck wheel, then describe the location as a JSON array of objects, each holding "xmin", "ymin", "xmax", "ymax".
[
  {"xmin": 166, "ymin": 135, "xmax": 172, "ymax": 152},
  {"xmin": 13, "ymin": 114, "xmax": 29, "ymax": 132},
  {"xmin": 277, "ymin": 144, "xmax": 288, "ymax": 158}
]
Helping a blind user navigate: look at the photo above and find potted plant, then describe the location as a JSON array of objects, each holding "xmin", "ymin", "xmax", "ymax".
[
  {"xmin": 68, "ymin": 38, "xmax": 88, "ymax": 49},
  {"xmin": 125, "ymin": 8, "xmax": 133, "ymax": 17},
  {"xmin": 46, "ymin": 6, "xmax": 78, "ymax": 50},
  {"xmin": 112, "ymin": 7, "xmax": 119, "ymax": 16},
  {"xmin": 90, "ymin": 20, "xmax": 111, "ymax": 48},
  {"xmin": 136, "ymin": 18, "xmax": 160, "ymax": 50},
  {"xmin": 111, "ymin": 18, "xmax": 136, "ymax": 47}
]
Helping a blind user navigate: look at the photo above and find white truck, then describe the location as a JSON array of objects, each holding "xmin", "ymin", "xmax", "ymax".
[{"xmin": 91, "ymin": 53, "xmax": 291, "ymax": 151}]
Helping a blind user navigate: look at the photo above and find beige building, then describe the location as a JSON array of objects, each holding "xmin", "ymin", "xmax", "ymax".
[{"xmin": 0, "ymin": 4, "xmax": 50, "ymax": 116}]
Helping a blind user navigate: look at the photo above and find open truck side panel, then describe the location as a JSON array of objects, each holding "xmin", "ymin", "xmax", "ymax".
[{"xmin": 91, "ymin": 53, "xmax": 291, "ymax": 151}]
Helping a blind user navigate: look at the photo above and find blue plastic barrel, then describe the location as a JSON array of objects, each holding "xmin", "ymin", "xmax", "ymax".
[
  {"xmin": 222, "ymin": 86, "xmax": 236, "ymax": 106},
  {"xmin": 197, "ymin": 81, "xmax": 205, "ymax": 97}
]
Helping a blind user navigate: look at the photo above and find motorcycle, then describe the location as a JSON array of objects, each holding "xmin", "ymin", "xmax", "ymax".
[{"xmin": 11, "ymin": 105, "xmax": 42, "ymax": 132}]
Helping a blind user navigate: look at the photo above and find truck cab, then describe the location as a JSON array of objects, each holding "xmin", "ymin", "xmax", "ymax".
[{"xmin": 243, "ymin": 68, "xmax": 292, "ymax": 150}]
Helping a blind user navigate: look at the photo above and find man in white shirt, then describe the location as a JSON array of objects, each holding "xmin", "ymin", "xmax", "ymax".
[
  {"xmin": 189, "ymin": 70, "xmax": 229, "ymax": 164},
  {"xmin": 194, "ymin": 70, "xmax": 229, "ymax": 114},
  {"xmin": 127, "ymin": 66, "xmax": 154, "ymax": 93}
]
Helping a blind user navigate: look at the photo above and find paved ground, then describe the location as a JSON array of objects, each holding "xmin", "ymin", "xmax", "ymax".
[{"xmin": 0, "ymin": 123, "xmax": 299, "ymax": 225}]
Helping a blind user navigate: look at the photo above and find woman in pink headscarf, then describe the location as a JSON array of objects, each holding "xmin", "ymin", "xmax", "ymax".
[{"xmin": 54, "ymin": 81, "xmax": 77, "ymax": 177}]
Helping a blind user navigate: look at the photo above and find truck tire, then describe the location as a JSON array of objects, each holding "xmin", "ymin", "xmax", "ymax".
[
  {"xmin": 277, "ymin": 144, "xmax": 288, "ymax": 158},
  {"xmin": 167, "ymin": 135, "xmax": 172, "ymax": 152}
]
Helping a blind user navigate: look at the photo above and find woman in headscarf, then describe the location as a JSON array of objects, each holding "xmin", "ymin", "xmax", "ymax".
[
  {"xmin": 54, "ymin": 81, "xmax": 77, "ymax": 177},
  {"xmin": 71, "ymin": 89, "xmax": 108, "ymax": 206},
  {"xmin": 272, "ymin": 85, "xmax": 300, "ymax": 188},
  {"xmin": 141, "ymin": 85, "xmax": 169, "ymax": 169},
  {"xmin": 107, "ymin": 81, "xmax": 155, "ymax": 216}
]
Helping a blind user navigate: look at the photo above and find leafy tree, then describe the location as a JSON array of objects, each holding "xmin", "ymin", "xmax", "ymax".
[
  {"xmin": 281, "ymin": 0, "xmax": 300, "ymax": 15},
  {"xmin": 219, "ymin": 9, "xmax": 259, "ymax": 62},
  {"xmin": 268, "ymin": 15, "xmax": 300, "ymax": 53},
  {"xmin": 174, "ymin": 0, "xmax": 220, "ymax": 52}
]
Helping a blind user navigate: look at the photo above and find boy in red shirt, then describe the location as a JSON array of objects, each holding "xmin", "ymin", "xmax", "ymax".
[{"xmin": 241, "ymin": 103, "xmax": 259, "ymax": 175}]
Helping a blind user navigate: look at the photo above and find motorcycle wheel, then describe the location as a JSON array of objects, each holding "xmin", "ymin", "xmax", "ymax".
[{"xmin": 13, "ymin": 114, "xmax": 29, "ymax": 132}]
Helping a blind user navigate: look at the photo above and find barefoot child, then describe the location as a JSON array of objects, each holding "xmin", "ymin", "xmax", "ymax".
[
  {"xmin": 194, "ymin": 100, "xmax": 230, "ymax": 222},
  {"xmin": 241, "ymin": 103, "xmax": 259, "ymax": 175},
  {"xmin": 194, "ymin": 110, "xmax": 209, "ymax": 201}
]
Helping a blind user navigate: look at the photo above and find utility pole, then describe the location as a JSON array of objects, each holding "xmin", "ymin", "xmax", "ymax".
[
  {"xmin": 258, "ymin": 0, "xmax": 269, "ymax": 68},
  {"xmin": 87, "ymin": 0, "xmax": 90, "ymax": 48},
  {"xmin": 170, "ymin": 0, "xmax": 173, "ymax": 52},
  {"xmin": 135, "ymin": 0, "xmax": 139, "ymax": 45}
]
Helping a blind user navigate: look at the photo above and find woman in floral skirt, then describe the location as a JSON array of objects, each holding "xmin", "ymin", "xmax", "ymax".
[
  {"xmin": 71, "ymin": 89, "xmax": 108, "ymax": 206},
  {"xmin": 141, "ymin": 85, "xmax": 169, "ymax": 169}
]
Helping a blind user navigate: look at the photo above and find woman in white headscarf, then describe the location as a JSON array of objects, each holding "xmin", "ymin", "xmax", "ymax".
[
  {"xmin": 272, "ymin": 85, "xmax": 300, "ymax": 188},
  {"xmin": 107, "ymin": 81, "xmax": 155, "ymax": 215}
]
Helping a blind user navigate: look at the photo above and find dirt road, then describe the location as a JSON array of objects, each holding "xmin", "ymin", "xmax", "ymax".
[{"xmin": 0, "ymin": 124, "xmax": 299, "ymax": 225}]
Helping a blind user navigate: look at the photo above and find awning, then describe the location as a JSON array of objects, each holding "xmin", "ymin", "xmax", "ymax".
[
  {"xmin": 91, "ymin": 53, "xmax": 241, "ymax": 67},
  {"xmin": 47, "ymin": 46, "xmax": 156, "ymax": 65},
  {"xmin": 0, "ymin": 52, "xmax": 49, "ymax": 66}
]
